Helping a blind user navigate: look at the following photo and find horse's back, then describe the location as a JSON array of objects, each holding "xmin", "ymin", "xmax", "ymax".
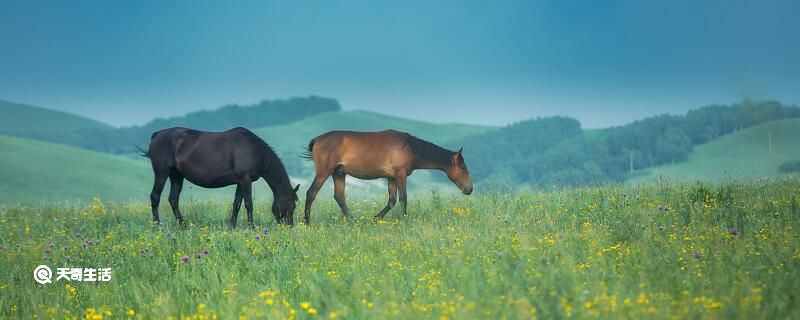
[
  {"xmin": 148, "ymin": 126, "xmax": 273, "ymax": 187},
  {"xmin": 150, "ymin": 127, "xmax": 263, "ymax": 153},
  {"xmin": 174, "ymin": 127, "xmax": 268, "ymax": 163},
  {"xmin": 309, "ymin": 130, "xmax": 414, "ymax": 178},
  {"xmin": 314, "ymin": 129, "xmax": 407, "ymax": 143},
  {"xmin": 312, "ymin": 130, "xmax": 408, "ymax": 154}
]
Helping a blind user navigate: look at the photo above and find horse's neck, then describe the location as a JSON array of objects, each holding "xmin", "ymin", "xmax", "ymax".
[
  {"xmin": 408, "ymin": 137, "xmax": 452, "ymax": 171},
  {"xmin": 266, "ymin": 177, "xmax": 290, "ymax": 194},
  {"xmin": 413, "ymin": 156, "xmax": 449, "ymax": 171},
  {"xmin": 263, "ymin": 167, "xmax": 291, "ymax": 195}
]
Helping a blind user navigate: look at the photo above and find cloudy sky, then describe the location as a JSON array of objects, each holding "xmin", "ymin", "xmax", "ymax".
[{"xmin": 1, "ymin": 0, "xmax": 798, "ymax": 128}]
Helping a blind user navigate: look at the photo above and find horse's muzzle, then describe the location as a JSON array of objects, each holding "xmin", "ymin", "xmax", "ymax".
[
  {"xmin": 279, "ymin": 216, "xmax": 294, "ymax": 226},
  {"xmin": 462, "ymin": 185, "xmax": 473, "ymax": 195}
]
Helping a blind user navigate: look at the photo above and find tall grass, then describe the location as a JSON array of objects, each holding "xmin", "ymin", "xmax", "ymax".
[{"xmin": 1, "ymin": 178, "xmax": 799, "ymax": 319}]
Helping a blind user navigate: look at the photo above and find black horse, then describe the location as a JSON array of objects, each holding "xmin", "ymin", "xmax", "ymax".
[{"xmin": 142, "ymin": 127, "xmax": 299, "ymax": 226}]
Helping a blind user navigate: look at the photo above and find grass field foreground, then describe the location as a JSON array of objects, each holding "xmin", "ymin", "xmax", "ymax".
[{"xmin": 1, "ymin": 178, "xmax": 799, "ymax": 319}]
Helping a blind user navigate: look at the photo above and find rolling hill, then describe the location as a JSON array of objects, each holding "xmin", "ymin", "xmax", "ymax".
[
  {"xmin": 4, "ymin": 98, "xmax": 798, "ymax": 203},
  {"xmin": 0, "ymin": 100, "xmax": 113, "ymax": 136},
  {"xmin": 0, "ymin": 135, "xmax": 150, "ymax": 203},
  {"xmin": 0, "ymin": 111, "xmax": 490, "ymax": 204},
  {"xmin": 0, "ymin": 97, "xmax": 342, "ymax": 153},
  {"xmin": 0, "ymin": 135, "xmax": 277, "ymax": 204},
  {"xmin": 254, "ymin": 110, "xmax": 493, "ymax": 154},
  {"xmin": 629, "ymin": 118, "xmax": 800, "ymax": 183}
]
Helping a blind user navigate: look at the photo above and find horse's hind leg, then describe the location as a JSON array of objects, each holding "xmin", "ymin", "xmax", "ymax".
[
  {"xmin": 375, "ymin": 178, "xmax": 397, "ymax": 219},
  {"xmin": 332, "ymin": 173, "xmax": 353, "ymax": 221},
  {"xmin": 167, "ymin": 172, "xmax": 185, "ymax": 226},
  {"xmin": 240, "ymin": 181, "xmax": 255, "ymax": 228},
  {"xmin": 229, "ymin": 185, "xmax": 244, "ymax": 227},
  {"xmin": 150, "ymin": 174, "xmax": 168, "ymax": 224},
  {"xmin": 397, "ymin": 176, "xmax": 408, "ymax": 216},
  {"xmin": 304, "ymin": 173, "xmax": 330, "ymax": 225}
]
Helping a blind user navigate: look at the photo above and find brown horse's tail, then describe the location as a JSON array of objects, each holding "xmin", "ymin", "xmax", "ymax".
[{"xmin": 300, "ymin": 138, "xmax": 315, "ymax": 160}]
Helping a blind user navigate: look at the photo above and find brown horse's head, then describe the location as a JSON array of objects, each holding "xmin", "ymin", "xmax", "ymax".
[
  {"xmin": 445, "ymin": 147, "xmax": 473, "ymax": 195},
  {"xmin": 273, "ymin": 184, "xmax": 300, "ymax": 225}
]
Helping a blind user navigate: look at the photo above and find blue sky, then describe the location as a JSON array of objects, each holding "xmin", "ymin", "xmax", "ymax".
[{"xmin": 1, "ymin": 0, "xmax": 798, "ymax": 128}]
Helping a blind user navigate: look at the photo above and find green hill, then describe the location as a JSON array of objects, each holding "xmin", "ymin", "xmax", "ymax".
[
  {"xmin": 0, "ymin": 100, "xmax": 112, "ymax": 136},
  {"xmin": 0, "ymin": 111, "xmax": 491, "ymax": 204},
  {"xmin": 254, "ymin": 110, "xmax": 492, "ymax": 154},
  {"xmin": 0, "ymin": 135, "xmax": 150, "ymax": 203},
  {"xmin": 630, "ymin": 118, "xmax": 800, "ymax": 183},
  {"xmin": 1, "ymin": 97, "xmax": 342, "ymax": 153},
  {"xmin": 0, "ymin": 135, "xmax": 278, "ymax": 204}
]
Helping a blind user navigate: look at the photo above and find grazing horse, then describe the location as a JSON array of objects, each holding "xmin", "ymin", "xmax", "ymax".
[
  {"xmin": 301, "ymin": 130, "xmax": 473, "ymax": 224},
  {"xmin": 142, "ymin": 127, "xmax": 299, "ymax": 226}
]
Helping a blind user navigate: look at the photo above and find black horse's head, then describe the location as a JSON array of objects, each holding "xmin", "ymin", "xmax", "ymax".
[{"xmin": 273, "ymin": 184, "xmax": 300, "ymax": 225}]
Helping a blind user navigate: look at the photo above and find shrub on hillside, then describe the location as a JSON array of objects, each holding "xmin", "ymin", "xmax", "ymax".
[{"xmin": 778, "ymin": 160, "xmax": 800, "ymax": 173}]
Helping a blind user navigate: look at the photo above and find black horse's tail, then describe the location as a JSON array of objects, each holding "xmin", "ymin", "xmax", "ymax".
[
  {"xmin": 135, "ymin": 145, "xmax": 150, "ymax": 158},
  {"xmin": 300, "ymin": 138, "xmax": 315, "ymax": 160},
  {"xmin": 136, "ymin": 131, "xmax": 161, "ymax": 158}
]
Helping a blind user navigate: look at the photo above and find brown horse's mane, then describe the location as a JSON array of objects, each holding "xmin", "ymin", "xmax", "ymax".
[{"xmin": 404, "ymin": 133, "xmax": 453, "ymax": 169}]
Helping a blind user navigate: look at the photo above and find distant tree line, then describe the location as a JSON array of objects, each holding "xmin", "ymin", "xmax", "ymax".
[
  {"xmin": 452, "ymin": 99, "xmax": 800, "ymax": 186},
  {"xmin": 21, "ymin": 96, "xmax": 341, "ymax": 153}
]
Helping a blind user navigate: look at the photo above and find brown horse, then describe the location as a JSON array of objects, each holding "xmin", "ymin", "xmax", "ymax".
[{"xmin": 301, "ymin": 130, "xmax": 473, "ymax": 224}]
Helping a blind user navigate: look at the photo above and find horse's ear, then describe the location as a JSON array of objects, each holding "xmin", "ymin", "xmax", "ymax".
[
  {"xmin": 457, "ymin": 147, "xmax": 463, "ymax": 155},
  {"xmin": 293, "ymin": 184, "xmax": 300, "ymax": 193}
]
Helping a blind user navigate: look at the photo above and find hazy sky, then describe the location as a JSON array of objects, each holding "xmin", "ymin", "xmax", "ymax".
[{"xmin": 1, "ymin": 0, "xmax": 798, "ymax": 128}]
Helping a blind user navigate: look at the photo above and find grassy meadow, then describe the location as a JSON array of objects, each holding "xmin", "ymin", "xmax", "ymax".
[{"xmin": 1, "ymin": 178, "xmax": 799, "ymax": 319}]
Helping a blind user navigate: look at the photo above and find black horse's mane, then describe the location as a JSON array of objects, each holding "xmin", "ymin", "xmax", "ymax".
[
  {"xmin": 260, "ymin": 140, "xmax": 293, "ymax": 193},
  {"xmin": 405, "ymin": 133, "xmax": 453, "ymax": 168}
]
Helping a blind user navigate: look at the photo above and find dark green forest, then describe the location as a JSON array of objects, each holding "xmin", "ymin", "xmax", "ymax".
[{"xmin": 454, "ymin": 99, "xmax": 800, "ymax": 186}]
